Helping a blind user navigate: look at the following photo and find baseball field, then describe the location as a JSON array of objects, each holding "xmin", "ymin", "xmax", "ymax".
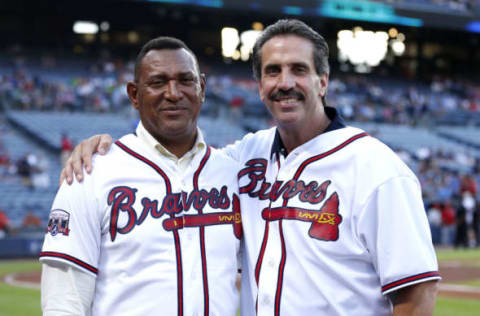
[{"xmin": 1, "ymin": 248, "xmax": 480, "ymax": 316}]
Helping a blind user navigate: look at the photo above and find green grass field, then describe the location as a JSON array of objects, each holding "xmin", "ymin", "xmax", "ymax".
[
  {"xmin": 0, "ymin": 248, "xmax": 480, "ymax": 315},
  {"xmin": 0, "ymin": 260, "xmax": 41, "ymax": 316},
  {"xmin": 434, "ymin": 248, "xmax": 480, "ymax": 316}
]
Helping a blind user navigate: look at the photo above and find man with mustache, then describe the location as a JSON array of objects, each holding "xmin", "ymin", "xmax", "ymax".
[
  {"xmin": 62, "ymin": 19, "xmax": 440, "ymax": 315},
  {"xmin": 40, "ymin": 37, "xmax": 242, "ymax": 315}
]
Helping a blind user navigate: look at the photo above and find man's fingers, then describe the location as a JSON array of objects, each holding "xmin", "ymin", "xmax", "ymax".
[
  {"xmin": 59, "ymin": 169, "xmax": 67, "ymax": 186},
  {"xmin": 98, "ymin": 134, "xmax": 114, "ymax": 155},
  {"xmin": 80, "ymin": 134, "xmax": 112, "ymax": 174},
  {"xmin": 81, "ymin": 138, "xmax": 94, "ymax": 175},
  {"xmin": 58, "ymin": 134, "xmax": 113, "ymax": 185},
  {"xmin": 67, "ymin": 139, "xmax": 85, "ymax": 182},
  {"xmin": 60, "ymin": 160, "xmax": 74, "ymax": 185}
]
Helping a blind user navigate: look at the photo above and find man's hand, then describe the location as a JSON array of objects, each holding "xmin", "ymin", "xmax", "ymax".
[
  {"xmin": 391, "ymin": 280, "xmax": 439, "ymax": 316},
  {"xmin": 60, "ymin": 134, "xmax": 114, "ymax": 185}
]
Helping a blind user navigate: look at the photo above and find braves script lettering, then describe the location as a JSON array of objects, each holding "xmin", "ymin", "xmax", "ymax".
[
  {"xmin": 238, "ymin": 159, "xmax": 330, "ymax": 204},
  {"xmin": 238, "ymin": 159, "xmax": 342, "ymax": 241},
  {"xmin": 108, "ymin": 185, "xmax": 234, "ymax": 241}
]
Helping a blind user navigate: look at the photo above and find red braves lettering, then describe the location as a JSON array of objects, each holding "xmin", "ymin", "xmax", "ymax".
[
  {"xmin": 239, "ymin": 159, "xmax": 331, "ymax": 205},
  {"xmin": 108, "ymin": 185, "xmax": 233, "ymax": 241},
  {"xmin": 108, "ymin": 186, "xmax": 137, "ymax": 242},
  {"xmin": 140, "ymin": 198, "xmax": 158, "ymax": 221}
]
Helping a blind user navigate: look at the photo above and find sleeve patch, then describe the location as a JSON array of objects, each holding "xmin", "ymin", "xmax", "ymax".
[{"xmin": 46, "ymin": 209, "xmax": 71, "ymax": 236}]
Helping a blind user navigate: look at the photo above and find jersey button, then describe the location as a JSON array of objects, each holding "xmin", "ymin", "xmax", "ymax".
[
  {"xmin": 263, "ymin": 296, "xmax": 271, "ymax": 305},
  {"xmin": 268, "ymin": 259, "xmax": 274, "ymax": 267}
]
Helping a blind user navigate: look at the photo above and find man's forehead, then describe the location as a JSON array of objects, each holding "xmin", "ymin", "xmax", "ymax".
[
  {"xmin": 260, "ymin": 35, "xmax": 315, "ymax": 65},
  {"xmin": 141, "ymin": 48, "xmax": 199, "ymax": 74}
]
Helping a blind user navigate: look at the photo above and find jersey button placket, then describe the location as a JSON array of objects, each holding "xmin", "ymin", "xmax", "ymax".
[{"xmin": 258, "ymin": 210, "xmax": 281, "ymax": 316}]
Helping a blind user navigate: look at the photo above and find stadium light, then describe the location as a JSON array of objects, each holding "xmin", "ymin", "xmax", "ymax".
[
  {"xmin": 391, "ymin": 40, "xmax": 405, "ymax": 56},
  {"xmin": 232, "ymin": 50, "xmax": 241, "ymax": 60},
  {"xmin": 337, "ymin": 27, "xmax": 396, "ymax": 72},
  {"xmin": 252, "ymin": 22, "xmax": 263, "ymax": 31},
  {"xmin": 100, "ymin": 21, "xmax": 110, "ymax": 32},
  {"xmin": 388, "ymin": 28, "xmax": 398, "ymax": 38},
  {"xmin": 221, "ymin": 27, "xmax": 240, "ymax": 58},
  {"xmin": 222, "ymin": 27, "xmax": 260, "ymax": 61},
  {"xmin": 240, "ymin": 30, "xmax": 261, "ymax": 61},
  {"xmin": 73, "ymin": 21, "xmax": 99, "ymax": 34}
]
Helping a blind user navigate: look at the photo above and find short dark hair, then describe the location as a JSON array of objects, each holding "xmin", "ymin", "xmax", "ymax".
[
  {"xmin": 251, "ymin": 19, "xmax": 330, "ymax": 81},
  {"xmin": 134, "ymin": 36, "xmax": 200, "ymax": 81}
]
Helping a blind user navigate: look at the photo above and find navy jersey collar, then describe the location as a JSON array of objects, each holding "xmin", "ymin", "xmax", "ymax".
[{"xmin": 270, "ymin": 106, "xmax": 346, "ymax": 158}]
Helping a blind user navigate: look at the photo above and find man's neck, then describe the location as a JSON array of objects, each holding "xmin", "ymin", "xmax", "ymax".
[
  {"xmin": 277, "ymin": 115, "xmax": 331, "ymax": 154},
  {"xmin": 158, "ymin": 134, "xmax": 197, "ymax": 159}
]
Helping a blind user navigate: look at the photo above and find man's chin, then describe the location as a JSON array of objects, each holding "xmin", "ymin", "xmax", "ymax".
[
  {"xmin": 163, "ymin": 123, "xmax": 196, "ymax": 137},
  {"xmin": 274, "ymin": 114, "xmax": 301, "ymax": 127}
]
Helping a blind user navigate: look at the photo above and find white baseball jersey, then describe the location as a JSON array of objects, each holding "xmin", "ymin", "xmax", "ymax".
[
  {"xmin": 40, "ymin": 133, "xmax": 242, "ymax": 316},
  {"xmin": 225, "ymin": 107, "xmax": 441, "ymax": 316}
]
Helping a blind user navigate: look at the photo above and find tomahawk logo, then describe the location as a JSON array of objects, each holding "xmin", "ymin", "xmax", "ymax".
[{"xmin": 262, "ymin": 192, "xmax": 342, "ymax": 241}]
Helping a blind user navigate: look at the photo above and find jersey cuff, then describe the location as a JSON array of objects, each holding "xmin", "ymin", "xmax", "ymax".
[
  {"xmin": 381, "ymin": 271, "xmax": 441, "ymax": 295},
  {"xmin": 40, "ymin": 251, "xmax": 98, "ymax": 276}
]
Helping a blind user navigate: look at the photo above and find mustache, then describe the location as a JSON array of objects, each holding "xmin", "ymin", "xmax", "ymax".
[{"xmin": 269, "ymin": 89, "xmax": 304, "ymax": 101}]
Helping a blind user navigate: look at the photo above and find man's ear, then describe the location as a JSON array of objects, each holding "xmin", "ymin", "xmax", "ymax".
[
  {"xmin": 319, "ymin": 72, "xmax": 329, "ymax": 97},
  {"xmin": 258, "ymin": 80, "xmax": 266, "ymax": 102},
  {"xmin": 127, "ymin": 82, "xmax": 139, "ymax": 110},
  {"xmin": 200, "ymin": 73, "xmax": 206, "ymax": 103}
]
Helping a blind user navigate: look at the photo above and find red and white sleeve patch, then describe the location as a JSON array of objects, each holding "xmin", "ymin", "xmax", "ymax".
[{"xmin": 381, "ymin": 271, "xmax": 441, "ymax": 295}]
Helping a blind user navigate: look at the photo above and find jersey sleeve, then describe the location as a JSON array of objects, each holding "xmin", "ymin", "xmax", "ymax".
[
  {"xmin": 220, "ymin": 139, "xmax": 244, "ymax": 162},
  {"xmin": 356, "ymin": 176, "xmax": 441, "ymax": 295},
  {"xmin": 221, "ymin": 131, "xmax": 260, "ymax": 163},
  {"xmin": 40, "ymin": 173, "xmax": 101, "ymax": 277},
  {"xmin": 41, "ymin": 261, "xmax": 96, "ymax": 315}
]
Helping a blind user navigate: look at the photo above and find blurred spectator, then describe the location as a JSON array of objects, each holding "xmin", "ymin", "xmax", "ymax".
[
  {"xmin": 475, "ymin": 202, "xmax": 480, "ymax": 246},
  {"xmin": 31, "ymin": 153, "xmax": 50, "ymax": 189},
  {"xmin": 427, "ymin": 203, "xmax": 442, "ymax": 245},
  {"xmin": 462, "ymin": 192, "xmax": 477, "ymax": 247},
  {"xmin": 441, "ymin": 201, "xmax": 456, "ymax": 245},
  {"xmin": 60, "ymin": 133, "xmax": 73, "ymax": 167},
  {"xmin": 455, "ymin": 203, "xmax": 469, "ymax": 248},
  {"xmin": 460, "ymin": 174, "xmax": 477, "ymax": 195},
  {"xmin": 15, "ymin": 152, "xmax": 49, "ymax": 189},
  {"xmin": 0, "ymin": 209, "xmax": 11, "ymax": 238},
  {"xmin": 0, "ymin": 140, "xmax": 9, "ymax": 165},
  {"xmin": 230, "ymin": 96, "xmax": 244, "ymax": 122},
  {"xmin": 0, "ymin": 140, "xmax": 12, "ymax": 179},
  {"xmin": 21, "ymin": 210, "xmax": 43, "ymax": 232},
  {"xmin": 16, "ymin": 154, "xmax": 32, "ymax": 188}
]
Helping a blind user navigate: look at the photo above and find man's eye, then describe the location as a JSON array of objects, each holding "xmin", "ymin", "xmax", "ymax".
[
  {"xmin": 265, "ymin": 68, "xmax": 280, "ymax": 76},
  {"xmin": 181, "ymin": 78, "xmax": 195, "ymax": 84},
  {"xmin": 294, "ymin": 66, "xmax": 307, "ymax": 73},
  {"xmin": 148, "ymin": 80, "xmax": 166, "ymax": 87}
]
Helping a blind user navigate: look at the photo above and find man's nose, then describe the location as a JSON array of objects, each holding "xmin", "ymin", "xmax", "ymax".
[
  {"xmin": 165, "ymin": 80, "xmax": 182, "ymax": 101},
  {"xmin": 278, "ymin": 71, "xmax": 295, "ymax": 90}
]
